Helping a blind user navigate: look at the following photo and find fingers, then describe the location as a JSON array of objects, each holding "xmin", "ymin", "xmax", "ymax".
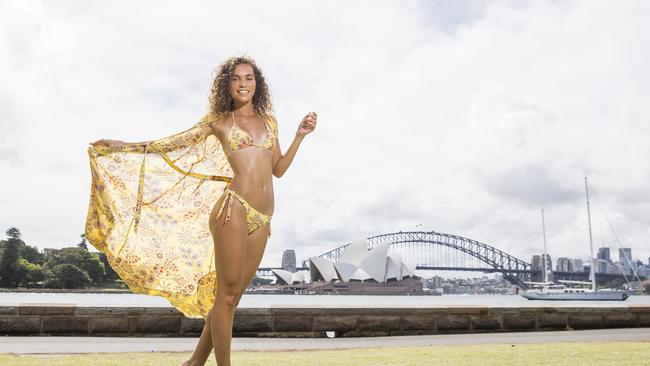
[
  {"xmin": 301, "ymin": 120, "xmax": 316, "ymax": 132},
  {"xmin": 304, "ymin": 112, "xmax": 318, "ymax": 120},
  {"xmin": 303, "ymin": 112, "xmax": 318, "ymax": 125},
  {"xmin": 90, "ymin": 139, "xmax": 115, "ymax": 147},
  {"xmin": 297, "ymin": 112, "xmax": 318, "ymax": 136}
]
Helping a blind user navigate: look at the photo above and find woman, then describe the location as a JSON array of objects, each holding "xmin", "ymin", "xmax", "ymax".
[{"xmin": 88, "ymin": 55, "xmax": 317, "ymax": 366}]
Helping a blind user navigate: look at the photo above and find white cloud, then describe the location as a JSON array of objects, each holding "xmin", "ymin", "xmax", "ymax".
[{"xmin": 1, "ymin": 0, "xmax": 649, "ymax": 270}]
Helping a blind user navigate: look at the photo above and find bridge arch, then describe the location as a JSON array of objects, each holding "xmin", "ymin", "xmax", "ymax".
[{"xmin": 316, "ymin": 231, "xmax": 532, "ymax": 286}]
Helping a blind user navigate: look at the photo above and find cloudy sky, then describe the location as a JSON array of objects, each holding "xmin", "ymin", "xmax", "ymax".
[{"xmin": 2, "ymin": 0, "xmax": 649, "ymax": 270}]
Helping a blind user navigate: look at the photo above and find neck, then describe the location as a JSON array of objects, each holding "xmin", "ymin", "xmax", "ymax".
[{"xmin": 232, "ymin": 101, "xmax": 256, "ymax": 117}]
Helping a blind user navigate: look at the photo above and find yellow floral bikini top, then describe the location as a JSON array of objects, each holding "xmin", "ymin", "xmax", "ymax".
[{"xmin": 227, "ymin": 111, "xmax": 276, "ymax": 154}]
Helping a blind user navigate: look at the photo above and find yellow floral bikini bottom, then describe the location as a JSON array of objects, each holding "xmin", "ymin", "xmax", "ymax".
[{"xmin": 216, "ymin": 188, "xmax": 272, "ymax": 235}]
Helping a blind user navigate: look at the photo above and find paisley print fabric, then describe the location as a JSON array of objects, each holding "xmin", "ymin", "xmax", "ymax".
[
  {"xmin": 85, "ymin": 113, "xmax": 267, "ymax": 319},
  {"xmin": 226, "ymin": 111, "xmax": 276, "ymax": 153},
  {"xmin": 216, "ymin": 188, "xmax": 272, "ymax": 235}
]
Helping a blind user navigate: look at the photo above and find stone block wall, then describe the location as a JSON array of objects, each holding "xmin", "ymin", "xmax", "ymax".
[{"xmin": 0, "ymin": 304, "xmax": 648, "ymax": 337}]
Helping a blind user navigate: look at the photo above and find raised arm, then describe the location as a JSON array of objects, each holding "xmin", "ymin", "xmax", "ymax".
[
  {"xmin": 272, "ymin": 112, "xmax": 317, "ymax": 178},
  {"xmin": 90, "ymin": 116, "xmax": 219, "ymax": 153}
]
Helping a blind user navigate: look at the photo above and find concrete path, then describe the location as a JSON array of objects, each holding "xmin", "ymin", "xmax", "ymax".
[{"xmin": 1, "ymin": 328, "xmax": 649, "ymax": 354}]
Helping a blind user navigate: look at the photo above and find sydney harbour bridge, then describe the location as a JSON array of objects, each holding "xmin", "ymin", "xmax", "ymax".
[{"xmin": 257, "ymin": 231, "xmax": 632, "ymax": 288}]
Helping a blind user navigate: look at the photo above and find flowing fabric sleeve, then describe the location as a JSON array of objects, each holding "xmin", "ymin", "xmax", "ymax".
[{"xmin": 85, "ymin": 114, "xmax": 230, "ymax": 319}]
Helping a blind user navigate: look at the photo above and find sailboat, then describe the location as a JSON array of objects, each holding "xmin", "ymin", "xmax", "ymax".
[{"xmin": 521, "ymin": 178, "xmax": 629, "ymax": 301}]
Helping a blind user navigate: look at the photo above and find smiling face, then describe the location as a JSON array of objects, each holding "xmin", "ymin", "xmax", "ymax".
[
  {"xmin": 229, "ymin": 63, "xmax": 256, "ymax": 107},
  {"xmin": 209, "ymin": 55, "xmax": 272, "ymax": 115}
]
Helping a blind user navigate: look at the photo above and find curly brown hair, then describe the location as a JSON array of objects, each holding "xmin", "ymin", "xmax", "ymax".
[{"xmin": 208, "ymin": 55, "xmax": 273, "ymax": 116}]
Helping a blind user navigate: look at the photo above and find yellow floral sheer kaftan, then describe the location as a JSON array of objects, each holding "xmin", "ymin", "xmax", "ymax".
[{"xmin": 85, "ymin": 114, "xmax": 231, "ymax": 319}]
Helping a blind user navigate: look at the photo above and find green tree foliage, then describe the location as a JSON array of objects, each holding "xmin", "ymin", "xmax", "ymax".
[
  {"xmin": 250, "ymin": 276, "xmax": 273, "ymax": 286},
  {"xmin": 49, "ymin": 264, "xmax": 91, "ymax": 289},
  {"xmin": 7, "ymin": 227, "xmax": 44, "ymax": 265},
  {"xmin": 0, "ymin": 228, "xmax": 21, "ymax": 286},
  {"xmin": 44, "ymin": 247, "xmax": 105, "ymax": 284},
  {"xmin": 15, "ymin": 259, "xmax": 45, "ymax": 287},
  {"xmin": 97, "ymin": 252, "xmax": 119, "ymax": 281},
  {"xmin": 6, "ymin": 227, "xmax": 20, "ymax": 240},
  {"xmin": 19, "ymin": 245, "xmax": 44, "ymax": 265},
  {"xmin": 0, "ymin": 228, "xmax": 122, "ymax": 289},
  {"xmin": 42, "ymin": 267, "xmax": 63, "ymax": 288}
]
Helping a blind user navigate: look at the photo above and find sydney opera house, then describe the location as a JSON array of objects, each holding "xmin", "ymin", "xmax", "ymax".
[{"xmin": 272, "ymin": 239, "xmax": 423, "ymax": 295}]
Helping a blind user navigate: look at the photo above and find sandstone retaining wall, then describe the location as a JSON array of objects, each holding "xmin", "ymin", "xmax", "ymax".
[{"xmin": 1, "ymin": 304, "xmax": 648, "ymax": 337}]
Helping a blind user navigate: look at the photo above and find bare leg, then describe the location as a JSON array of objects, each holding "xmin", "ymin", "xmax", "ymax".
[
  {"xmin": 183, "ymin": 223, "xmax": 270, "ymax": 366},
  {"xmin": 209, "ymin": 200, "xmax": 248, "ymax": 366},
  {"xmin": 235, "ymin": 224, "xmax": 270, "ymax": 306},
  {"xmin": 182, "ymin": 311, "xmax": 214, "ymax": 366}
]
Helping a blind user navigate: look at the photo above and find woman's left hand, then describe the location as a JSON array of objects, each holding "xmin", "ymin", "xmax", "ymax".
[{"xmin": 296, "ymin": 112, "xmax": 317, "ymax": 137}]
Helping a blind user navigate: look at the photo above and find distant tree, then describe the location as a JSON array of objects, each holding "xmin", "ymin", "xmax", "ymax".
[
  {"xmin": 42, "ymin": 267, "xmax": 63, "ymax": 288},
  {"xmin": 97, "ymin": 252, "xmax": 119, "ymax": 281},
  {"xmin": 86, "ymin": 252, "xmax": 105, "ymax": 283},
  {"xmin": 0, "ymin": 228, "xmax": 21, "ymax": 287},
  {"xmin": 4, "ymin": 227, "xmax": 45, "ymax": 265},
  {"xmin": 19, "ymin": 245, "xmax": 44, "ymax": 265},
  {"xmin": 77, "ymin": 234, "xmax": 88, "ymax": 251},
  {"xmin": 15, "ymin": 259, "xmax": 45, "ymax": 287},
  {"xmin": 50, "ymin": 264, "xmax": 91, "ymax": 289},
  {"xmin": 250, "ymin": 276, "xmax": 273, "ymax": 287},
  {"xmin": 44, "ymin": 247, "xmax": 105, "ymax": 284},
  {"xmin": 42, "ymin": 277, "xmax": 63, "ymax": 288},
  {"xmin": 6, "ymin": 227, "xmax": 21, "ymax": 240}
]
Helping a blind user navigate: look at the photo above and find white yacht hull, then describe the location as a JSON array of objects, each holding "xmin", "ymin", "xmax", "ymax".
[{"xmin": 521, "ymin": 291, "xmax": 629, "ymax": 301}]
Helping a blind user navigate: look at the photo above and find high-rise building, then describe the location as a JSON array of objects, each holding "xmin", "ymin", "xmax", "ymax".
[
  {"xmin": 430, "ymin": 275, "xmax": 443, "ymax": 289},
  {"xmin": 556, "ymin": 257, "xmax": 572, "ymax": 272},
  {"xmin": 281, "ymin": 249, "xmax": 297, "ymax": 273},
  {"xmin": 531, "ymin": 255, "xmax": 541, "ymax": 267},
  {"xmin": 619, "ymin": 248, "xmax": 632, "ymax": 265},
  {"xmin": 597, "ymin": 247, "xmax": 611, "ymax": 263},
  {"xmin": 531, "ymin": 254, "xmax": 552, "ymax": 282},
  {"xmin": 572, "ymin": 259, "xmax": 584, "ymax": 273},
  {"xmin": 531, "ymin": 255, "xmax": 541, "ymax": 275},
  {"xmin": 595, "ymin": 259, "xmax": 609, "ymax": 273}
]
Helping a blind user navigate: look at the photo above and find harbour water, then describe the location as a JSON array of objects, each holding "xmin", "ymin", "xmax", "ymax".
[{"xmin": 1, "ymin": 292, "xmax": 648, "ymax": 308}]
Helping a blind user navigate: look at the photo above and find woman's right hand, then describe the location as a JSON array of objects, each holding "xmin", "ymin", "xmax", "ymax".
[{"xmin": 90, "ymin": 139, "xmax": 125, "ymax": 147}]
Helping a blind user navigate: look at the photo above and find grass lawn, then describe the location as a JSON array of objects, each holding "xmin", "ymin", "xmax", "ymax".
[{"xmin": 1, "ymin": 342, "xmax": 648, "ymax": 366}]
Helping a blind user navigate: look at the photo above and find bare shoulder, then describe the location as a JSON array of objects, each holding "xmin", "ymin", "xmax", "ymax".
[{"xmin": 200, "ymin": 113, "xmax": 229, "ymax": 132}]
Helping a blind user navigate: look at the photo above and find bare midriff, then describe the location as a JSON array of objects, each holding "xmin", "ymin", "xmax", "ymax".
[
  {"xmin": 223, "ymin": 147, "xmax": 275, "ymax": 216},
  {"xmin": 206, "ymin": 114, "xmax": 276, "ymax": 228}
]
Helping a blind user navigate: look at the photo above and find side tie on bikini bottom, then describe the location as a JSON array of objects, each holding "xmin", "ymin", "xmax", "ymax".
[{"xmin": 216, "ymin": 189, "xmax": 272, "ymax": 235}]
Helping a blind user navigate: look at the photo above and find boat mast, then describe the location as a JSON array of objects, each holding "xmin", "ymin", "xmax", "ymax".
[
  {"xmin": 585, "ymin": 177, "xmax": 597, "ymax": 292},
  {"xmin": 541, "ymin": 209, "xmax": 549, "ymax": 283}
]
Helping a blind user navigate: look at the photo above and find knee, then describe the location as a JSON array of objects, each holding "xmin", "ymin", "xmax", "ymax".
[
  {"xmin": 234, "ymin": 292, "xmax": 244, "ymax": 307},
  {"xmin": 218, "ymin": 288, "xmax": 242, "ymax": 308}
]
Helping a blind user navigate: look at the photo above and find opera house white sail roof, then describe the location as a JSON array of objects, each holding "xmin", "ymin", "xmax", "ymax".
[
  {"xmin": 309, "ymin": 239, "xmax": 416, "ymax": 283},
  {"xmin": 272, "ymin": 269, "xmax": 310, "ymax": 285}
]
